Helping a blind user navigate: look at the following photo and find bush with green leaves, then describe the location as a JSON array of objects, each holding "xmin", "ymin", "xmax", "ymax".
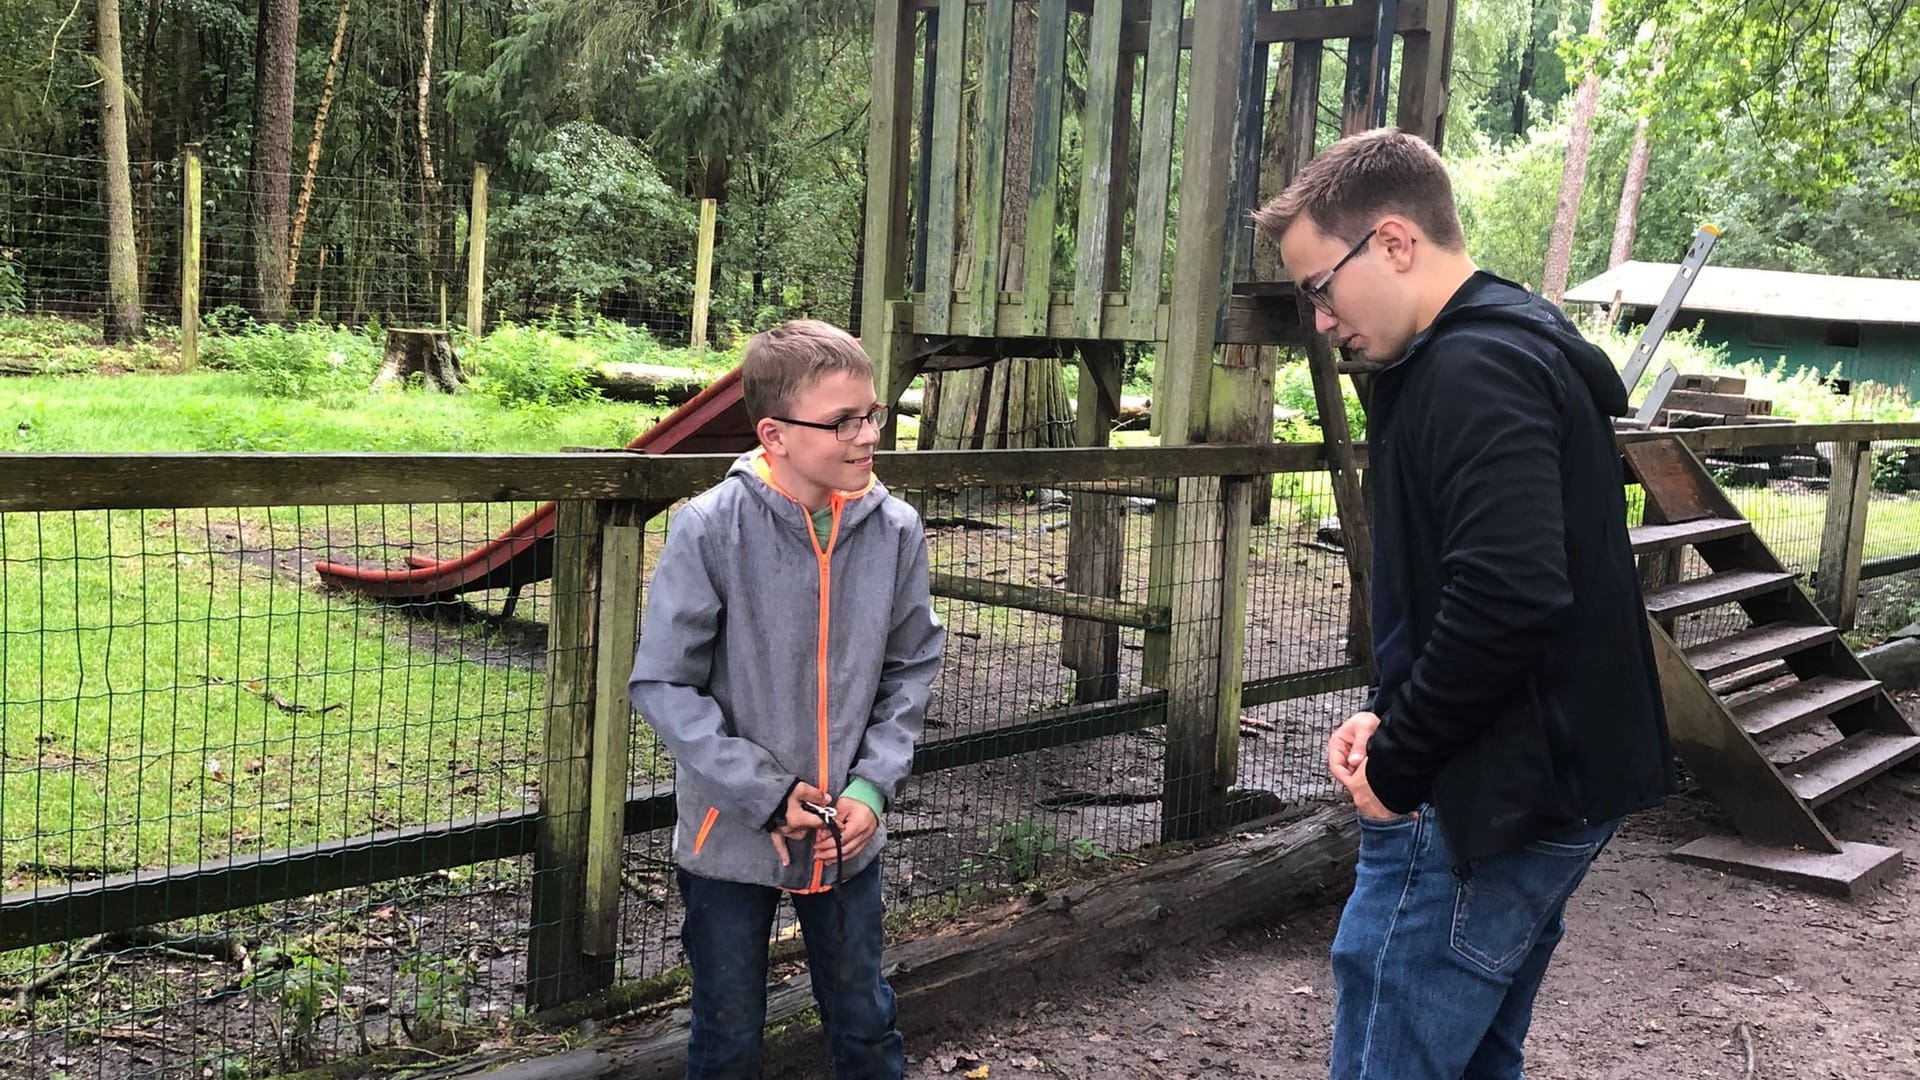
[
  {"xmin": 465, "ymin": 321, "xmax": 604, "ymax": 410},
  {"xmin": 202, "ymin": 322, "xmax": 382, "ymax": 400},
  {"xmin": 0, "ymin": 248, "xmax": 23, "ymax": 314},
  {"xmin": 1275, "ymin": 358, "xmax": 1366, "ymax": 442}
]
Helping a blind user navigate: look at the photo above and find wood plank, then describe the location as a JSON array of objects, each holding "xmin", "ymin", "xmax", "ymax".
[
  {"xmin": 1862, "ymin": 550, "xmax": 1920, "ymax": 581},
  {"xmin": 1124, "ymin": 0, "xmax": 1182, "ymax": 337},
  {"xmin": 1021, "ymin": 0, "xmax": 1070, "ymax": 335},
  {"xmin": 1673, "ymin": 836, "xmax": 1905, "ymax": 898},
  {"xmin": 1622, "ymin": 436, "xmax": 1744, "ymax": 523},
  {"xmin": 967, "ymin": 0, "xmax": 1017, "ymax": 336},
  {"xmin": 1157, "ymin": 0, "xmax": 1245, "ymax": 444},
  {"xmin": 1645, "ymin": 619, "xmax": 1839, "ymax": 852},
  {"xmin": 1684, "ymin": 622, "xmax": 1838, "ymax": 679},
  {"xmin": 912, "ymin": 691, "xmax": 1167, "ymax": 774},
  {"xmin": 914, "ymin": 293, "xmax": 1169, "ymax": 339},
  {"xmin": 1733, "ymin": 675, "xmax": 1882, "ymax": 740},
  {"xmin": 1642, "ymin": 569, "xmax": 1797, "ymax": 620},
  {"xmin": 1627, "ymin": 516, "xmax": 1752, "ymax": 554},
  {"xmin": 528, "ymin": 500, "xmax": 612, "ymax": 1007},
  {"xmin": 921, "ymin": 0, "xmax": 971, "ymax": 334},
  {"xmin": 1240, "ymin": 663, "xmax": 1372, "ymax": 708},
  {"xmin": 1064, "ymin": 343, "xmax": 1125, "ymax": 701},
  {"xmin": 1816, "ymin": 440, "xmax": 1871, "ymax": 629},
  {"xmin": 931, "ymin": 570, "xmax": 1160, "ymax": 628},
  {"xmin": 862, "ymin": 0, "xmax": 916, "ymax": 345},
  {"xmin": 1071, "ymin": 0, "xmax": 1125, "ymax": 337},
  {"xmin": 1215, "ymin": 476, "xmax": 1254, "ymax": 786},
  {"xmin": 1215, "ymin": 0, "xmax": 1267, "ymax": 340},
  {"xmin": 1784, "ymin": 732, "xmax": 1920, "ymax": 807},
  {"xmin": 583, "ymin": 518, "xmax": 641, "ymax": 959}
]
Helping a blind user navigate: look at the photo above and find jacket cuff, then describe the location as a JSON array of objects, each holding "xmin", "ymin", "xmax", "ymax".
[
  {"xmin": 1365, "ymin": 749, "xmax": 1428, "ymax": 815},
  {"xmin": 762, "ymin": 777, "xmax": 801, "ymax": 832},
  {"xmin": 841, "ymin": 777, "xmax": 886, "ymax": 817}
]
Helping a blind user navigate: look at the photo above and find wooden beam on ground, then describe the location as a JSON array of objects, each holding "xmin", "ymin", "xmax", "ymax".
[
  {"xmin": 931, "ymin": 571, "xmax": 1161, "ymax": 628},
  {"xmin": 383, "ymin": 804, "xmax": 1361, "ymax": 1080}
]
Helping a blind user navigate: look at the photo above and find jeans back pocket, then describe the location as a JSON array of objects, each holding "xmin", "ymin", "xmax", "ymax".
[{"xmin": 1449, "ymin": 834, "xmax": 1604, "ymax": 976}]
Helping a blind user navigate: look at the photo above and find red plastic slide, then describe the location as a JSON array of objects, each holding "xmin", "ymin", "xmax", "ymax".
[{"xmin": 314, "ymin": 366, "xmax": 756, "ymax": 602}]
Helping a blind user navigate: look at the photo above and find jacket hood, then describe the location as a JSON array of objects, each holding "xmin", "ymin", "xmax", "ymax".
[{"xmin": 1390, "ymin": 271, "xmax": 1630, "ymax": 417}]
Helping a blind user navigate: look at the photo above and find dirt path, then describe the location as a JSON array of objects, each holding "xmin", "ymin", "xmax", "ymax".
[{"xmin": 907, "ymin": 780, "xmax": 1920, "ymax": 1080}]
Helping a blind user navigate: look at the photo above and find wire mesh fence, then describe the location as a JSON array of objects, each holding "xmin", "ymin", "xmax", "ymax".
[{"xmin": 0, "ymin": 147, "xmax": 861, "ymax": 351}]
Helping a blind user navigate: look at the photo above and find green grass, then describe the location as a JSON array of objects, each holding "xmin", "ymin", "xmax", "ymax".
[{"xmin": 0, "ymin": 318, "xmax": 694, "ymax": 880}]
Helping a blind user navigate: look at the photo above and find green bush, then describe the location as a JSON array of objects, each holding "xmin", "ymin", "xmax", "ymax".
[
  {"xmin": 1275, "ymin": 358, "xmax": 1366, "ymax": 442},
  {"xmin": 0, "ymin": 248, "xmax": 23, "ymax": 314},
  {"xmin": 202, "ymin": 322, "xmax": 381, "ymax": 400},
  {"xmin": 466, "ymin": 321, "xmax": 603, "ymax": 410}
]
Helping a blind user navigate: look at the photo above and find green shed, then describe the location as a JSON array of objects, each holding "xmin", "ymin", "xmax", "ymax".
[{"xmin": 1565, "ymin": 262, "xmax": 1920, "ymax": 391}]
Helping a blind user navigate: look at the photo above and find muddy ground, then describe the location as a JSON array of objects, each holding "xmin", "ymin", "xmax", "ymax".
[{"xmin": 900, "ymin": 744, "xmax": 1920, "ymax": 1080}]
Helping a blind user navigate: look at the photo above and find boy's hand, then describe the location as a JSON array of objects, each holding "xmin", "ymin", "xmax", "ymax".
[
  {"xmin": 776, "ymin": 781, "xmax": 830, "ymax": 840},
  {"xmin": 818, "ymin": 796, "xmax": 879, "ymax": 864}
]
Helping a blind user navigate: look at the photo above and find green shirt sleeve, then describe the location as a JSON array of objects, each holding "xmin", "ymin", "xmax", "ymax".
[{"xmin": 842, "ymin": 776, "xmax": 886, "ymax": 816}]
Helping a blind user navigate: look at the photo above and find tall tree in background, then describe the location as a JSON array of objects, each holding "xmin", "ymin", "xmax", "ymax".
[
  {"xmin": 1540, "ymin": 0, "xmax": 1604, "ymax": 302},
  {"xmin": 248, "ymin": 0, "xmax": 298, "ymax": 319},
  {"xmin": 96, "ymin": 0, "xmax": 142, "ymax": 341},
  {"xmin": 288, "ymin": 0, "xmax": 351, "ymax": 290}
]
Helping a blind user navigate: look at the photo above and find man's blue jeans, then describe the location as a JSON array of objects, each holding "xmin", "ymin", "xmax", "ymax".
[
  {"xmin": 1330, "ymin": 809, "xmax": 1616, "ymax": 1080},
  {"xmin": 677, "ymin": 859, "xmax": 902, "ymax": 1080}
]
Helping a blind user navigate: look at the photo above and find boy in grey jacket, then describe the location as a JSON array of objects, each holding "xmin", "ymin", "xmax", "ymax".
[{"xmin": 629, "ymin": 319, "xmax": 944, "ymax": 1080}]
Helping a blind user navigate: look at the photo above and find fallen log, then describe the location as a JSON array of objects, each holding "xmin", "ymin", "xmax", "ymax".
[
  {"xmin": 584, "ymin": 363, "xmax": 714, "ymax": 405},
  {"xmin": 399, "ymin": 802, "xmax": 1358, "ymax": 1080}
]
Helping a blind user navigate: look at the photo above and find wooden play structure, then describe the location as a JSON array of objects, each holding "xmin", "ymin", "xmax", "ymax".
[{"xmin": 858, "ymin": 0, "xmax": 1454, "ymax": 841}]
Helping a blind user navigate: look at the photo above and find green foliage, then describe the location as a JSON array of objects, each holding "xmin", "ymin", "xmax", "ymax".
[
  {"xmin": 400, "ymin": 953, "xmax": 477, "ymax": 1031},
  {"xmin": 0, "ymin": 248, "xmax": 22, "ymax": 314},
  {"xmin": 1605, "ymin": 0, "xmax": 1920, "ymax": 210},
  {"xmin": 1275, "ymin": 359, "xmax": 1366, "ymax": 442},
  {"xmin": 202, "ymin": 322, "xmax": 382, "ymax": 401},
  {"xmin": 245, "ymin": 948, "xmax": 349, "ymax": 1066},
  {"xmin": 487, "ymin": 122, "xmax": 696, "ymax": 321},
  {"xmin": 467, "ymin": 321, "xmax": 604, "ymax": 411}
]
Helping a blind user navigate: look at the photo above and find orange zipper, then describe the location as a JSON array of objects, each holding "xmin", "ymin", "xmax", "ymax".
[{"xmin": 802, "ymin": 497, "xmax": 844, "ymax": 893}]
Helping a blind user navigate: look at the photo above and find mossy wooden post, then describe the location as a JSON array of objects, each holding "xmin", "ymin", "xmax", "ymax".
[
  {"xmin": 1817, "ymin": 440, "xmax": 1872, "ymax": 629},
  {"xmin": 180, "ymin": 144, "xmax": 203, "ymax": 370},
  {"xmin": 584, "ymin": 504, "xmax": 643, "ymax": 963},
  {"xmin": 466, "ymin": 162, "xmax": 488, "ymax": 337},
  {"xmin": 1151, "ymin": 1, "xmax": 1247, "ymax": 841},
  {"xmin": 529, "ymin": 499, "xmax": 616, "ymax": 1008},
  {"xmin": 1064, "ymin": 344, "xmax": 1126, "ymax": 702},
  {"xmin": 861, "ymin": 0, "xmax": 918, "ymax": 444},
  {"xmin": 691, "ymin": 198, "xmax": 718, "ymax": 349}
]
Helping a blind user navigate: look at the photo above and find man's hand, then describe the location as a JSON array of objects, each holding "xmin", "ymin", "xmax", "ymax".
[
  {"xmin": 1328, "ymin": 710, "xmax": 1381, "ymax": 787},
  {"xmin": 818, "ymin": 796, "xmax": 879, "ymax": 864},
  {"xmin": 1328, "ymin": 711, "xmax": 1399, "ymax": 821},
  {"xmin": 776, "ymin": 781, "xmax": 830, "ymax": 840}
]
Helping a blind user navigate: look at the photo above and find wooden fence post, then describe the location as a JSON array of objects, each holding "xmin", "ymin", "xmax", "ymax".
[
  {"xmin": 690, "ymin": 197, "xmax": 717, "ymax": 349},
  {"xmin": 1162, "ymin": 475, "xmax": 1228, "ymax": 842},
  {"xmin": 180, "ymin": 144, "xmax": 202, "ymax": 370},
  {"xmin": 1817, "ymin": 440, "xmax": 1872, "ymax": 629},
  {"xmin": 467, "ymin": 162, "xmax": 489, "ymax": 337},
  {"xmin": 528, "ymin": 499, "xmax": 633, "ymax": 1008}
]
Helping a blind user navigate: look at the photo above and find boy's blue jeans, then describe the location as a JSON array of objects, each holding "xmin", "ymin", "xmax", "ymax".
[
  {"xmin": 1330, "ymin": 809, "xmax": 1616, "ymax": 1080},
  {"xmin": 677, "ymin": 859, "xmax": 902, "ymax": 1080}
]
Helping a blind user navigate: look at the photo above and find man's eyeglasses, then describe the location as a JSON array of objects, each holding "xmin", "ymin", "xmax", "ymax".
[
  {"xmin": 1300, "ymin": 227, "xmax": 1378, "ymax": 316},
  {"xmin": 772, "ymin": 404, "xmax": 889, "ymax": 442}
]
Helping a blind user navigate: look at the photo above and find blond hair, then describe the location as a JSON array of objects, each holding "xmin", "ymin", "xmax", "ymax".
[
  {"xmin": 1251, "ymin": 128, "xmax": 1465, "ymax": 252},
  {"xmin": 739, "ymin": 320, "xmax": 874, "ymax": 422}
]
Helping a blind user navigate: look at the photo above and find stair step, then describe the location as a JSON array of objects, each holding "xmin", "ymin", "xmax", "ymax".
[
  {"xmin": 1629, "ymin": 517, "xmax": 1753, "ymax": 554},
  {"xmin": 1684, "ymin": 623, "xmax": 1838, "ymax": 679},
  {"xmin": 1783, "ymin": 732, "xmax": 1920, "ymax": 807},
  {"xmin": 1732, "ymin": 676, "xmax": 1884, "ymax": 740},
  {"xmin": 1644, "ymin": 569, "xmax": 1797, "ymax": 619}
]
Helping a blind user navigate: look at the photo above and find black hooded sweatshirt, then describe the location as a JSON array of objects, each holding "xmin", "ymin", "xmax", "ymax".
[{"xmin": 1362, "ymin": 271, "xmax": 1675, "ymax": 869}]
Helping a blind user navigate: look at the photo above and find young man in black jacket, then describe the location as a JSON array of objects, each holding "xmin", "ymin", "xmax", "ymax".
[{"xmin": 1254, "ymin": 129, "xmax": 1674, "ymax": 1079}]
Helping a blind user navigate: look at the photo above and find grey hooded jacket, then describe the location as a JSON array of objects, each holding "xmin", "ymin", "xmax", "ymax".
[{"xmin": 628, "ymin": 450, "xmax": 944, "ymax": 891}]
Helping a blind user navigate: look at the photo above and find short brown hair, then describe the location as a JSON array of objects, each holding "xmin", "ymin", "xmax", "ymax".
[
  {"xmin": 1251, "ymin": 128, "xmax": 1465, "ymax": 252},
  {"xmin": 739, "ymin": 319, "xmax": 874, "ymax": 422}
]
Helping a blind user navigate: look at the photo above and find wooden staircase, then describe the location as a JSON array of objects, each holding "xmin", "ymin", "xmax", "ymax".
[{"xmin": 1624, "ymin": 436, "xmax": 1920, "ymax": 894}]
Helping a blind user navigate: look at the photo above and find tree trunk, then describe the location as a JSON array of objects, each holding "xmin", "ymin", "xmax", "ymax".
[
  {"xmin": 97, "ymin": 0, "xmax": 143, "ymax": 342},
  {"xmin": 416, "ymin": 0, "xmax": 444, "ymax": 305},
  {"xmin": 249, "ymin": 0, "xmax": 298, "ymax": 320},
  {"xmin": 1540, "ymin": 0, "xmax": 1606, "ymax": 304},
  {"xmin": 289, "ymin": 0, "xmax": 352, "ymax": 291},
  {"xmin": 374, "ymin": 328, "xmax": 466, "ymax": 392},
  {"xmin": 1609, "ymin": 48, "xmax": 1661, "ymax": 270}
]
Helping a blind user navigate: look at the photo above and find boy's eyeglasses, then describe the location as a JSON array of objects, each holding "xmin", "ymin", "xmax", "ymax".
[
  {"xmin": 1300, "ymin": 226, "xmax": 1378, "ymax": 316},
  {"xmin": 772, "ymin": 404, "xmax": 889, "ymax": 442}
]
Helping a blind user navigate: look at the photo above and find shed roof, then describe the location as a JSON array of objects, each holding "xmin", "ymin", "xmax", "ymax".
[{"xmin": 1563, "ymin": 262, "xmax": 1920, "ymax": 326}]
